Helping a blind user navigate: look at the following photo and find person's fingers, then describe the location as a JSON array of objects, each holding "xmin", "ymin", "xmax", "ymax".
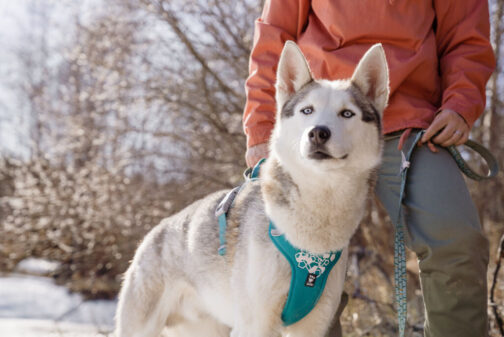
[
  {"xmin": 246, "ymin": 152, "xmax": 260, "ymax": 168},
  {"xmin": 441, "ymin": 129, "xmax": 463, "ymax": 147},
  {"xmin": 255, "ymin": 144, "xmax": 269, "ymax": 163},
  {"xmin": 422, "ymin": 114, "xmax": 447, "ymax": 143},
  {"xmin": 455, "ymin": 130, "xmax": 469, "ymax": 146},
  {"xmin": 427, "ymin": 140, "xmax": 438, "ymax": 153},
  {"xmin": 421, "ymin": 109, "xmax": 471, "ymax": 149},
  {"xmin": 245, "ymin": 149, "xmax": 255, "ymax": 167},
  {"xmin": 245, "ymin": 154, "xmax": 253, "ymax": 168},
  {"xmin": 432, "ymin": 124, "xmax": 456, "ymax": 144},
  {"xmin": 245, "ymin": 144, "xmax": 269, "ymax": 167}
]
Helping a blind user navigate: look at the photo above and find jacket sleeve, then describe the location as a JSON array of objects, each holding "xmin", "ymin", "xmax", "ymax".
[
  {"xmin": 243, "ymin": 0, "xmax": 310, "ymax": 148},
  {"xmin": 434, "ymin": 0, "xmax": 496, "ymax": 128}
]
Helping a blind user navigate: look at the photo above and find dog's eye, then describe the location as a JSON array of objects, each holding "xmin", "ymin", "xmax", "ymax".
[
  {"xmin": 340, "ymin": 110, "xmax": 355, "ymax": 119},
  {"xmin": 300, "ymin": 106, "xmax": 314, "ymax": 115}
]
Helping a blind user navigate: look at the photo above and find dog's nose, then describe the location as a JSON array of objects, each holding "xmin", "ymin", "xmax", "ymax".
[{"xmin": 308, "ymin": 126, "xmax": 331, "ymax": 145}]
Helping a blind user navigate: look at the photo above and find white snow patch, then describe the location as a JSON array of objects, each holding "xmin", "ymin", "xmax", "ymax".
[
  {"xmin": 15, "ymin": 258, "xmax": 61, "ymax": 275},
  {"xmin": 0, "ymin": 318, "xmax": 111, "ymax": 337},
  {"xmin": 0, "ymin": 274, "xmax": 117, "ymax": 336}
]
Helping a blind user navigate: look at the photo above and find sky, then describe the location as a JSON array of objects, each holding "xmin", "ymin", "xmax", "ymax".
[
  {"xmin": 0, "ymin": 0, "xmax": 103, "ymax": 157},
  {"xmin": 0, "ymin": 1, "xmax": 30, "ymax": 156}
]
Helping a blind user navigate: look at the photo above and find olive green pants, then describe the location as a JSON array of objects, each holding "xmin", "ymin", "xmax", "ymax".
[{"xmin": 328, "ymin": 131, "xmax": 489, "ymax": 337}]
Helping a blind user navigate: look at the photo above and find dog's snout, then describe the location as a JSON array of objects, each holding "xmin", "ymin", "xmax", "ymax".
[{"xmin": 308, "ymin": 126, "xmax": 331, "ymax": 145}]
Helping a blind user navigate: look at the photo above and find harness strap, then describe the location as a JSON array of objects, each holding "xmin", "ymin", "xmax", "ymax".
[
  {"xmin": 216, "ymin": 158, "xmax": 265, "ymax": 256},
  {"xmin": 243, "ymin": 158, "xmax": 266, "ymax": 181},
  {"xmin": 269, "ymin": 222, "xmax": 342, "ymax": 326},
  {"xmin": 216, "ymin": 186, "xmax": 241, "ymax": 256},
  {"xmin": 217, "ymin": 213, "xmax": 228, "ymax": 256}
]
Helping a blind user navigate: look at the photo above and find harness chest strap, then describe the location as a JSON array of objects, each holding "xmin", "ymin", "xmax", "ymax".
[{"xmin": 269, "ymin": 222, "xmax": 342, "ymax": 326}]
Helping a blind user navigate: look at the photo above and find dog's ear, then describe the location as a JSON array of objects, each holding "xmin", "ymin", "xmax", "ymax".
[
  {"xmin": 351, "ymin": 44, "xmax": 390, "ymax": 114},
  {"xmin": 275, "ymin": 41, "xmax": 313, "ymax": 109}
]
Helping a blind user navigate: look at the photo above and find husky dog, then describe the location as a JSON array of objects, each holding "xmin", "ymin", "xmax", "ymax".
[{"xmin": 115, "ymin": 41, "xmax": 389, "ymax": 337}]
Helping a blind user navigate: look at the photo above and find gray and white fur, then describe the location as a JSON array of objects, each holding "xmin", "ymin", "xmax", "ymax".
[{"xmin": 115, "ymin": 41, "xmax": 389, "ymax": 337}]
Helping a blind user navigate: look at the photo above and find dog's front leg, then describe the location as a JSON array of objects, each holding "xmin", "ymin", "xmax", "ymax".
[
  {"xmin": 230, "ymin": 322, "xmax": 280, "ymax": 337},
  {"xmin": 115, "ymin": 226, "xmax": 181, "ymax": 337},
  {"xmin": 115, "ymin": 259, "xmax": 172, "ymax": 337},
  {"xmin": 229, "ymin": 296, "xmax": 283, "ymax": 337},
  {"xmin": 229, "ymin": 249, "xmax": 286, "ymax": 337}
]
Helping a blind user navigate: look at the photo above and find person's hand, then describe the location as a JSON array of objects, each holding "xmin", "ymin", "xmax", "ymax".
[
  {"xmin": 245, "ymin": 143, "xmax": 269, "ymax": 168},
  {"xmin": 421, "ymin": 109, "xmax": 469, "ymax": 152}
]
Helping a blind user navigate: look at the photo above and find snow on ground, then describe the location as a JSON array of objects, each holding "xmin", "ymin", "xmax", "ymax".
[
  {"xmin": 15, "ymin": 257, "xmax": 61, "ymax": 275},
  {"xmin": 0, "ymin": 271, "xmax": 117, "ymax": 337},
  {"xmin": 0, "ymin": 318, "xmax": 112, "ymax": 337}
]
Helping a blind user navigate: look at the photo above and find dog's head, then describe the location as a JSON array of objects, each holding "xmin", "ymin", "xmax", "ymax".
[{"xmin": 270, "ymin": 41, "xmax": 388, "ymax": 175}]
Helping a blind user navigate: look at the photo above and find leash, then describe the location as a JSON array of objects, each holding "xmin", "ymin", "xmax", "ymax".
[
  {"xmin": 394, "ymin": 131, "xmax": 422, "ymax": 337},
  {"xmin": 394, "ymin": 131, "xmax": 499, "ymax": 337},
  {"xmin": 446, "ymin": 140, "xmax": 499, "ymax": 181}
]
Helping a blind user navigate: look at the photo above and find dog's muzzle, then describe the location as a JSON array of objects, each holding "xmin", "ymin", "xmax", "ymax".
[{"xmin": 308, "ymin": 126, "xmax": 334, "ymax": 160}]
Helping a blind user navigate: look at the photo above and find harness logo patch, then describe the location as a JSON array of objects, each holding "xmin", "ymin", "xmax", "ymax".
[
  {"xmin": 305, "ymin": 273, "xmax": 317, "ymax": 287},
  {"xmin": 295, "ymin": 251, "xmax": 338, "ymax": 276}
]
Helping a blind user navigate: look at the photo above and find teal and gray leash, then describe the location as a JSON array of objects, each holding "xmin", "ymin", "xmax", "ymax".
[
  {"xmin": 394, "ymin": 131, "xmax": 422, "ymax": 337},
  {"xmin": 394, "ymin": 130, "xmax": 498, "ymax": 337}
]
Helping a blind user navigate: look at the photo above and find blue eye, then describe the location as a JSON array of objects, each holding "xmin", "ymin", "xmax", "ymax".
[
  {"xmin": 340, "ymin": 110, "xmax": 355, "ymax": 118},
  {"xmin": 300, "ymin": 106, "xmax": 314, "ymax": 115}
]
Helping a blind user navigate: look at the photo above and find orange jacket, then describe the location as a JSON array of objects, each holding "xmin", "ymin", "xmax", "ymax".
[{"xmin": 243, "ymin": 0, "xmax": 496, "ymax": 148}]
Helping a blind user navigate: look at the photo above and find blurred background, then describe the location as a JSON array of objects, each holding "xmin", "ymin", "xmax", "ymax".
[{"xmin": 0, "ymin": 0, "xmax": 502, "ymax": 336}]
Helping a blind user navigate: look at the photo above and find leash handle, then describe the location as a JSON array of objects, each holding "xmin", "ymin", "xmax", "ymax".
[
  {"xmin": 422, "ymin": 129, "xmax": 499, "ymax": 180},
  {"xmin": 446, "ymin": 140, "xmax": 499, "ymax": 181}
]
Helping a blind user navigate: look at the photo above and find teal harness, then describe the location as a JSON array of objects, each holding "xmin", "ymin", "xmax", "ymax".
[
  {"xmin": 215, "ymin": 158, "xmax": 342, "ymax": 325},
  {"xmin": 269, "ymin": 222, "xmax": 342, "ymax": 325}
]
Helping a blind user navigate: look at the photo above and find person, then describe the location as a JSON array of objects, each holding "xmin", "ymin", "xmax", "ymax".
[{"xmin": 242, "ymin": 1, "xmax": 496, "ymax": 336}]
